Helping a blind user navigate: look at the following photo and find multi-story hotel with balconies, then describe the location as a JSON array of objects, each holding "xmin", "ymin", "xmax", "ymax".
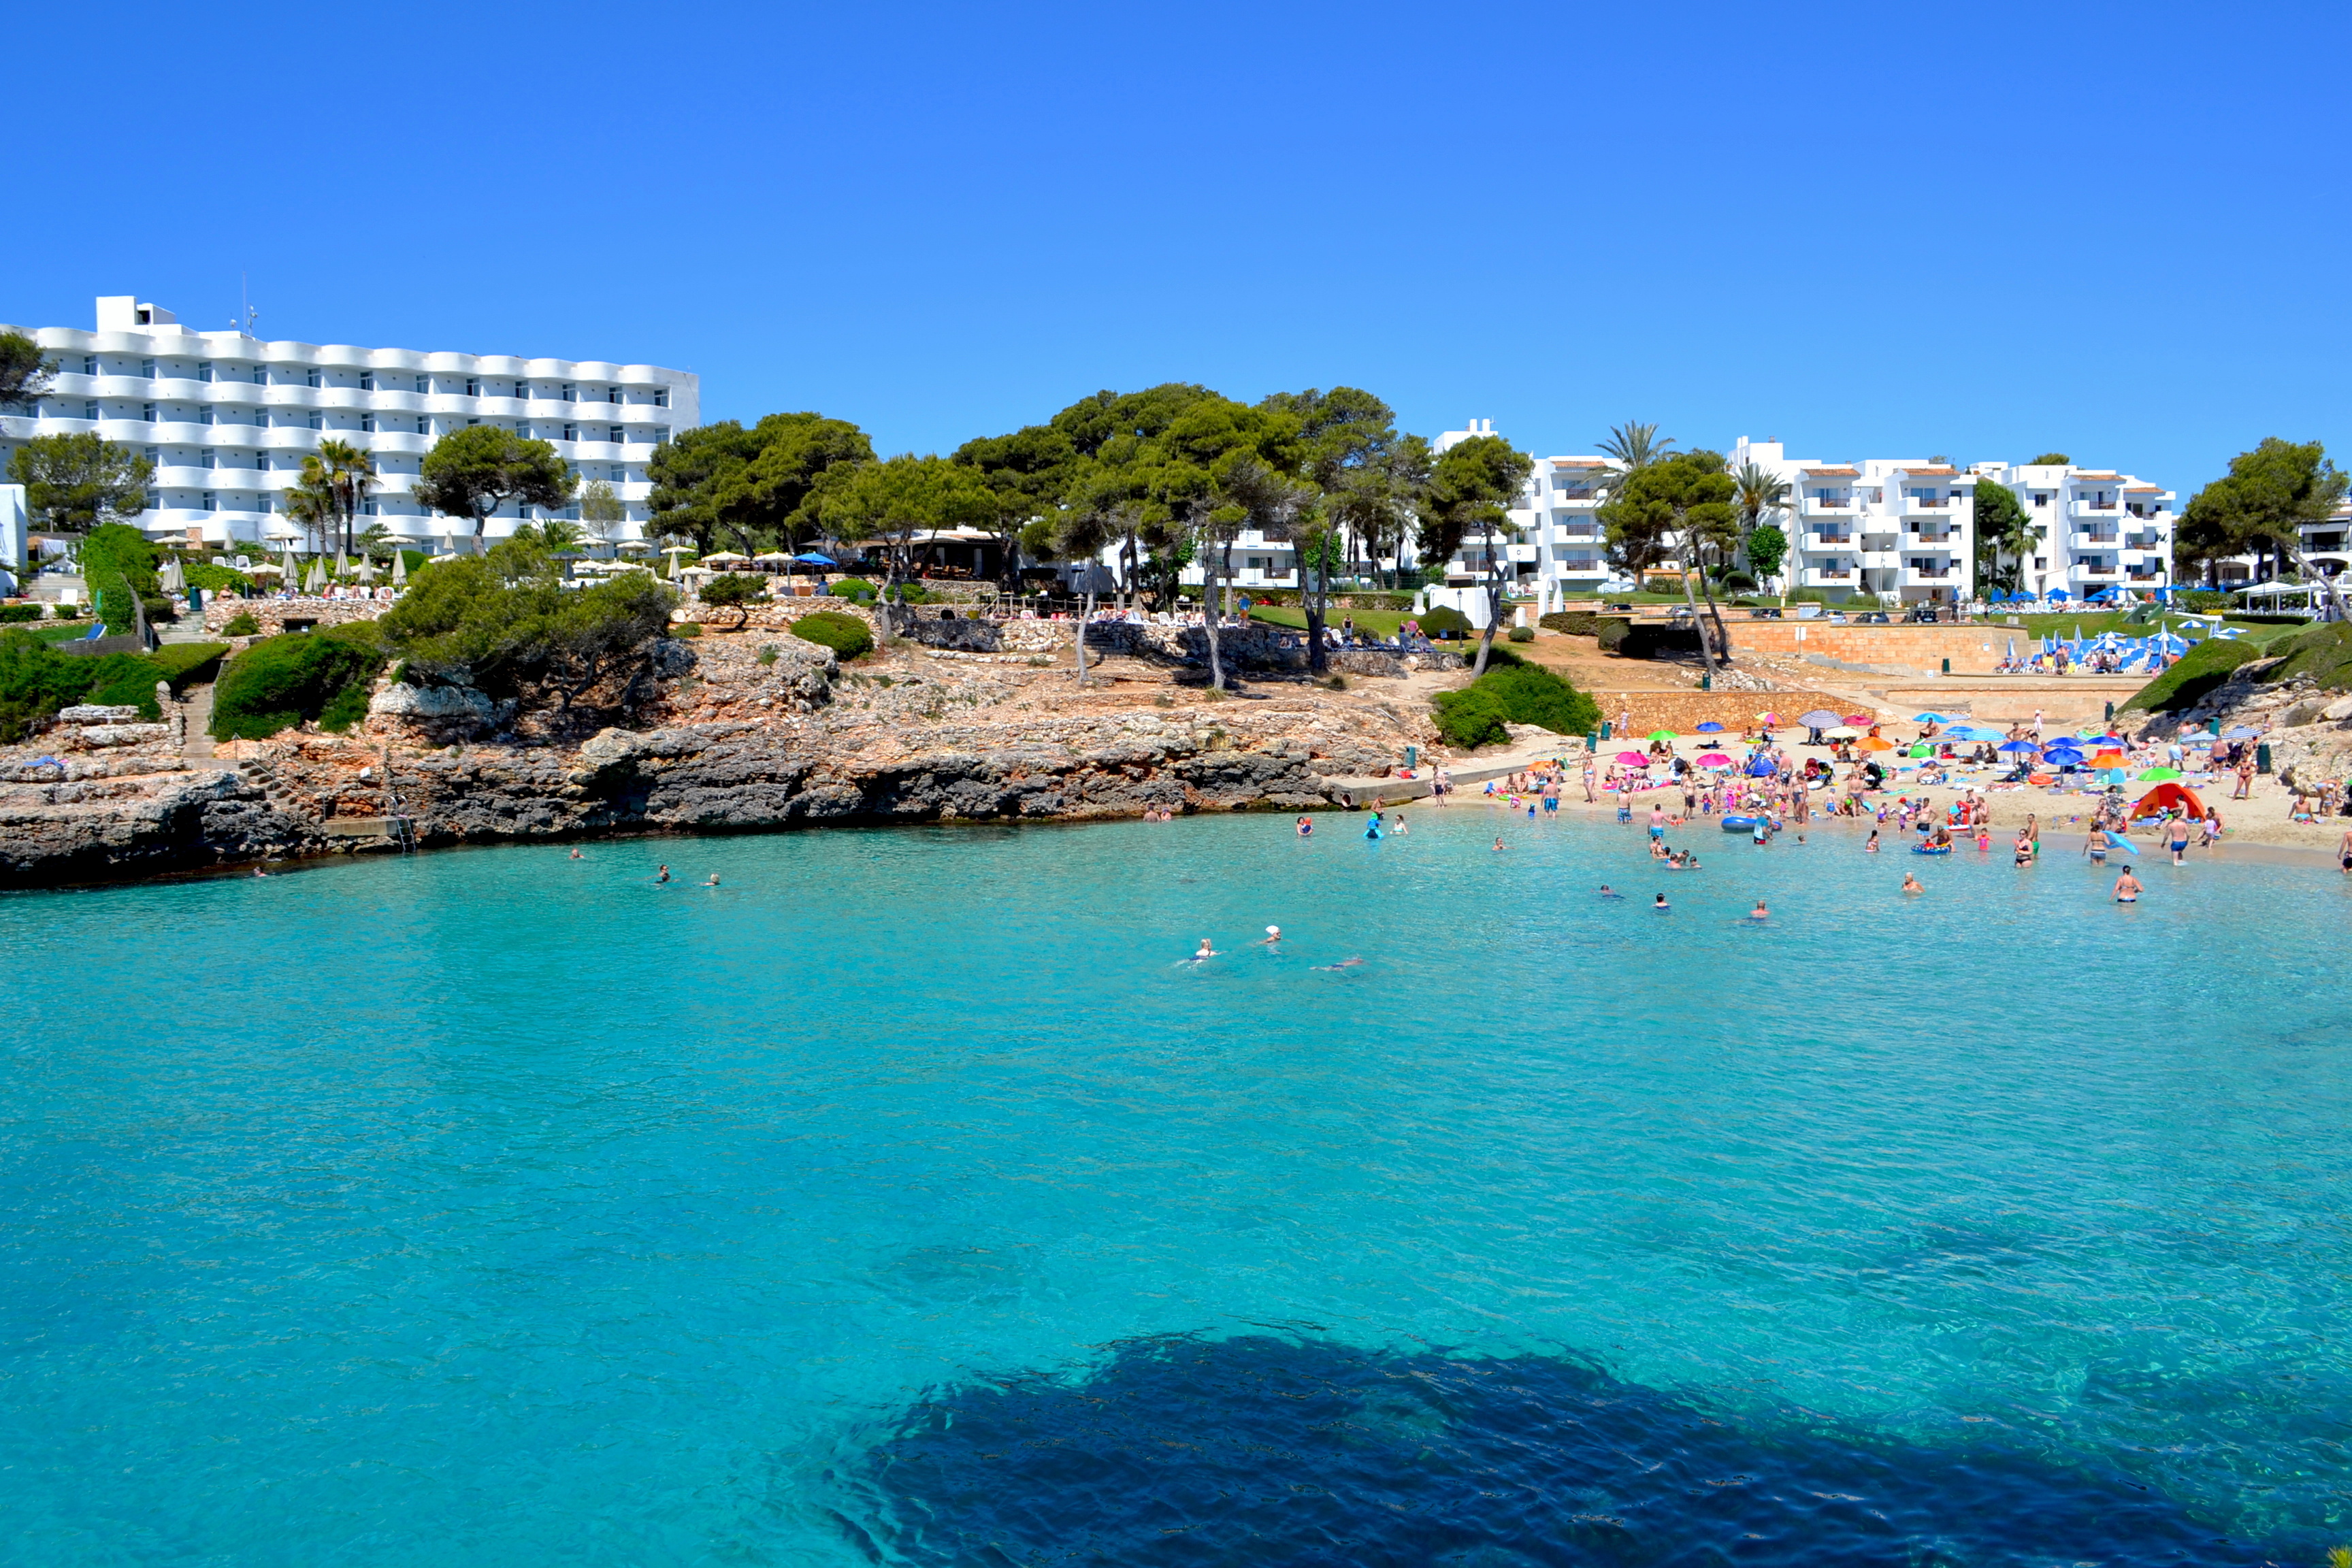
[
  {"xmin": 0, "ymin": 295, "xmax": 698, "ymax": 549},
  {"xmin": 1725, "ymin": 440, "xmax": 1980, "ymax": 605},
  {"xmin": 1978, "ymin": 461, "xmax": 2174, "ymax": 598}
]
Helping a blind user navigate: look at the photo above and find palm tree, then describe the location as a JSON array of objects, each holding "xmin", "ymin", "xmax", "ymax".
[
  {"xmin": 286, "ymin": 461, "xmax": 338, "ymax": 559},
  {"xmin": 314, "ymin": 438, "xmax": 377, "ymax": 555},
  {"xmin": 1731, "ymin": 462, "xmax": 1791, "ymax": 587},
  {"xmin": 1597, "ymin": 421, "xmax": 1676, "ymax": 475}
]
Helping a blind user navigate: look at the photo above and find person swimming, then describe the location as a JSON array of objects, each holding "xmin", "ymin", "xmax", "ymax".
[
  {"xmin": 1902, "ymin": 871, "xmax": 1923, "ymax": 894},
  {"xmin": 1492, "ymin": 836, "xmax": 1505, "ymax": 851},
  {"xmin": 569, "ymin": 847, "xmax": 583, "ymax": 860},
  {"xmin": 1865, "ymin": 830, "xmax": 1880, "ymax": 853},
  {"xmin": 1748, "ymin": 898, "xmax": 1769, "ymax": 921},
  {"xmin": 1192, "ymin": 938, "xmax": 1218, "ymax": 960},
  {"xmin": 1365, "ymin": 817, "xmax": 1383, "ymax": 840},
  {"xmin": 655, "ymin": 864, "xmax": 671, "ymax": 883},
  {"xmin": 1295, "ymin": 815, "xmax": 1313, "ymax": 836},
  {"xmin": 1257, "ymin": 925, "xmax": 1282, "ymax": 946},
  {"xmin": 1598, "ymin": 884, "xmax": 1623, "ymax": 898},
  {"xmin": 1653, "ymin": 892, "xmax": 1671, "ymax": 911},
  {"xmin": 703, "ymin": 873, "xmax": 721, "ymax": 887},
  {"xmin": 1390, "ymin": 813, "xmax": 1408, "ymax": 834},
  {"xmin": 1311, "ymin": 957, "xmax": 1365, "ymax": 970}
]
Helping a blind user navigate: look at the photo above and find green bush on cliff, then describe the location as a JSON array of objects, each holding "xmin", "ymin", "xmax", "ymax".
[
  {"xmin": 1432, "ymin": 659, "xmax": 1601, "ymax": 749},
  {"xmin": 222, "ymin": 611, "xmax": 261, "ymax": 636},
  {"xmin": 0, "ymin": 636, "xmax": 229, "ymax": 739},
  {"xmin": 2121, "ymin": 636, "xmax": 2259, "ymax": 713},
  {"xmin": 790, "ymin": 610, "xmax": 872, "ymax": 660},
  {"xmin": 210, "ymin": 630, "xmax": 387, "ymax": 740}
]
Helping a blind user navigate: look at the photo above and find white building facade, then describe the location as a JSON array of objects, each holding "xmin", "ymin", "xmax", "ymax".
[
  {"xmin": 1728, "ymin": 440, "xmax": 1980, "ymax": 604},
  {"xmin": 0, "ymin": 295, "xmax": 698, "ymax": 549},
  {"xmin": 1976, "ymin": 461, "xmax": 2174, "ymax": 598}
]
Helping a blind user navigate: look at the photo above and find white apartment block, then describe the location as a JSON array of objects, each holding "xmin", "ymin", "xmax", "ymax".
[
  {"xmin": 1976, "ymin": 461, "xmax": 2174, "ymax": 598},
  {"xmin": 1501, "ymin": 454, "xmax": 1617, "ymax": 610},
  {"xmin": 0, "ymin": 295, "xmax": 698, "ymax": 549},
  {"xmin": 1729, "ymin": 440, "xmax": 1978, "ymax": 604}
]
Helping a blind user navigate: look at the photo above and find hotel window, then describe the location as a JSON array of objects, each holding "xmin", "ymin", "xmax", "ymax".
[
  {"xmin": 83, "ymin": 355, "xmax": 97, "ymax": 374},
  {"xmin": 360, "ymin": 412, "xmax": 375, "ymax": 433},
  {"xmin": 199, "ymin": 407, "xmax": 213, "ymax": 425},
  {"xmin": 252, "ymin": 365, "xmax": 266, "ymax": 384},
  {"xmin": 416, "ymin": 415, "xmax": 430, "ymax": 434},
  {"xmin": 306, "ymin": 368, "xmax": 321, "ymax": 388},
  {"xmin": 610, "ymin": 466, "xmax": 627, "ymax": 482},
  {"xmin": 359, "ymin": 370, "xmax": 375, "ymax": 391},
  {"xmin": 84, "ymin": 400, "xmax": 98, "ymax": 420},
  {"xmin": 142, "ymin": 403, "xmax": 157, "ymax": 422},
  {"xmin": 201, "ymin": 449, "xmax": 215, "ymax": 468},
  {"xmin": 466, "ymin": 376, "xmax": 480, "ymax": 395},
  {"xmin": 606, "ymin": 387, "xmax": 621, "ymax": 404},
  {"xmin": 257, "ymin": 454, "xmax": 272, "ymax": 472},
  {"xmin": 561, "ymin": 382, "xmax": 575, "ymax": 401},
  {"xmin": 608, "ymin": 424, "xmax": 623, "ymax": 444},
  {"xmin": 515, "ymin": 382, "xmax": 530, "ymax": 400},
  {"xmin": 255, "ymin": 409, "xmax": 270, "ymax": 427},
  {"xmin": 563, "ymin": 422, "xmax": 578, "ymax": 440},
  {"xmin": 203, "ymin": 491, "xmax": 216, "ymax": 511},
  {"xmin": 197, "ymin": 361, "xmax": 214, "ymax": 382},
  {"xmin": 415, "ymin": 374, "xmax": 429, "ymax": 393},
  {"xmin": 653, "ymin": 387, "xmax": 668, "ymax": 408},
  {"xmin": 308, "ymin": 412, "xmax": 323, "ymax": 430},
  {"xmin": 141, "ymin": 358, "xmax": 156, "ymax": 378}
]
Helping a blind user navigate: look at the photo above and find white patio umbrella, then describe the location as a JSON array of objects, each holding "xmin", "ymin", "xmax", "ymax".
[
  {"xmin": 391, "ymin": 549, "xmax": 408, "ymax": 586},
  {"xmin": 355, "ymin": 555, "xmax": 377, "ymax": 584}
]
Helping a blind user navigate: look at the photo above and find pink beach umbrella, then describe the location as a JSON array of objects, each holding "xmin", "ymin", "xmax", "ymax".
[
  {"xmin": 1614, "ymin": 751, "xmax": 1650, "ymax": 765},
  {"xmin": 1697, "ymin": 751, "xmax": 1732, "ymax": 766}
]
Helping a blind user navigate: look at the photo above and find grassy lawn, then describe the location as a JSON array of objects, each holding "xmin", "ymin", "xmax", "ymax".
[
  {"xmin": 1250, "ymin": 606, "xmax": 1419, "ymax": 638},
  {"xmin": 7, "ymin": 620, "xmax": 102, "ymax": 643},
  {"xmin": 1996, "ymin": 611, "xmax": 2301, "ymax": 644}
]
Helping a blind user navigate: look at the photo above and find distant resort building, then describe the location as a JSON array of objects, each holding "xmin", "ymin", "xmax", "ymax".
[{"xmin": 0, "ymin": 295, "xmax": 698, "ymax": 550}]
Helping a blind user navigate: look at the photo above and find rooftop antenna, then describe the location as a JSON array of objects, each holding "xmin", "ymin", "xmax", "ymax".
[{"xmin": 240, "ymin": 272, "xmax": 257, "ymax": 337}]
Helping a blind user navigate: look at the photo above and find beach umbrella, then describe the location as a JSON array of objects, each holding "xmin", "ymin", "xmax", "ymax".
[
  {"xmin": 1755, "ymin": 711, "xmax": 1780, "ymax": 725},
  {"xmin": 1697, "ymin": 751, "xmax": 1732, "ymax": 766},
  {"xmin": 355, "ymin": 555, "xmax": 376, "ymax": 583},
  {"xmin": 1857, "ymin": 736, "xmax": 1895, "ymax": 751},
  {"xmin": 1997, "ymin": 739, "xmax": 2037, "ymax": 754},
  {"xmin": 1695, "ymin": 721, "xmax": 1725, "ymax": 733},
  {"xmin": 1823, "ymin": 725, "xmax": 1860, "ymax": 739},
  {"xmin": 1646, "ymin": 730, "xmax": 1678, "ymax": 741},
  {"xmin": 1908, "ymin": 744, "xmax": 1932, "ymax": 757},
  {"xmin": 1797, "ymin": 709, "xmax": 1842, "ymax": 729},
  {"xmin": 1614, "ymin": 751, "xmax": 1648, "ymax": 764},
  {"xmin": 2137, "ymin": 766, "xmax": 2184, "ymax": 781},
  {"xmin": 794, "ymin": 551, "xmax": 838, "ymax": 566},
  {"xmin": 334, "ymin": 550, "xmax": 350, "ymax": 578},
  {"xmin": 391, "ymin": 549, "xmax": 408, "ymax": 585},
  {"xmin": 1912, "ymin": 712, "xmax": 1947, "ymax": 723},
  {"xmin": 2222, "ymin": 725, "xmax": 2259, "ymax": 739}
]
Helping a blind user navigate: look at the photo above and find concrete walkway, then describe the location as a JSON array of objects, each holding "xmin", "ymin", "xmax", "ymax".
[{"xmin": 1324, "ymin": 738, "xmax": 1590, "ymax": 806}]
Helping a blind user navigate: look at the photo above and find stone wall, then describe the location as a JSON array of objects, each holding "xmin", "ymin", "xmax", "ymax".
[
  {"xmin": 1583, "ymin": 689, "xmax": 1815, "ymax": 738},
  {"xmin": 202, "ymin": 598, "xmax": 392, "ymax": 638},
  {"xmin": 1733, "ymin": 621, "xmax": 2036, "ymax": 674}
]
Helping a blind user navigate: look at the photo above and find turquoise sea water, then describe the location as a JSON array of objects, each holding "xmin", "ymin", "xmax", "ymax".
[{"xmin": 2, "ymin": 809, "xmax": 2347, "ymax": 1565}]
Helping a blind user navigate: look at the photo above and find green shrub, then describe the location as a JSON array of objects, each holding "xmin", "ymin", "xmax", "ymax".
[
  {"xmin": 1432, "ymin": 683, "xmax": 1512, "ymax": 747},
  {"xmin": 1844, "ymin": 591, "xmax": 1881, "ymax": 608},
  {"xmin": 1720, "ymin": 571, "xmax": 1757, "ymax": 590},
  {"xmin": 1506, "ymin": 624, "xmax": 1535, "ymax": 642},
  {"xmin": 0, "ymin": 604, "xmax": 44, "ymax": 624},
  {"xmin": 222, "ymin": 611, "xmax": 261, "ymax": 636},
  {"xmin": 756, "ymin": 644, "xmax": 779, "ymax": 666},
  {"xmin": 790, "ymin": 610, "xmax": 873, "ymax": 659},
  {"xmin": 1786, "ymin": 588, "xmax": 1827, "ymax": 604},
  {"xmin": 828, "ymin": 577, "xmax": 877, "ymax": 603},
  {"xmin": 0, "ymin": 635, "xmax": 227, "ymax": 738},
  {"xmin": 53, "ymin": 603, "xmax": 81, "ymax": 619},
  {"xmin": 1431, "ymin": 657, "xmax": 1601, "ymax": 748},
  {"xmin": 80, "ymin": 523, "xmax": 168, "ymax": 633},
  {"xmin": 671, "ymin": 622, "xmax": 704, "ymax": 638},
  {"xmin": 210, "ymin": 631, "xmax": 387, "ymax": 740},
  {"xmin": 2255, "ymin": 621, "xmax": 2352, "ymax": 690},
  {"xmin": 697, "ymin": 572, "xmax": 770, "ymax": 627},
  {"xmin": 148, "ymin": 642, "xmax": 229, "ymax": 690},
  {"xmin": 319, "ymin": 682, "xmax": 372, "ymax": 732},
  {"xmin": 82, "ymin": 653, "xmax": 172, "ymax": 714},
  {"xmin": 182, "ymin": 562, "xmax": 254, "ymax": 593},
  {"xmin": 2121, "ymin": 636, "xmax": 2259, "ymax": 713},
  {"xmin": 1416, "ymin": 606, "xmax": 1473, "ymax": 638}
]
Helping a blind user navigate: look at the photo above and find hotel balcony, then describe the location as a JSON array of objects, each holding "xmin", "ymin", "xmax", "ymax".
[
  {"xmin": 2072, "ymin": 500, "xmax": 2121, "ymax": 517},
  {"xmin": 1897, "ymin": 496, "xmax": 1956, "ymax": 518},
  {"xmin": 1800, "ymin": 567, "xmax": 1854, "ymax": 585},
  {"xmin": 2071, "ymin": 530, "xmax": 2121, "ymax": 549},
  {"xmin": 1799, "ymin": 497, "xmax": 1855, "ymax": 517},
  {"xmin": 1808, "ymin": 533, "xmax": 1855, "ymax": 547}
]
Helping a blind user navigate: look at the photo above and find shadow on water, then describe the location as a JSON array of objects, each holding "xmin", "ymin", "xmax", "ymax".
[{"xmin": 841, "ymin": 1335, "xmax": 2281, "ymax": 1568}]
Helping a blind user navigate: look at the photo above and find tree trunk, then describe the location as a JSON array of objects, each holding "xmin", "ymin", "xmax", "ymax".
[
  {"xmin": 1695, "ymin": 549, "xmax": 1733, "ymax": 665},
  {"xmin": 1075, "ymin": 587, "xmax": 1094, "ymax": 687},
  {"xmin": 1305, "ymin": 539, "xmax": 1328, "ymax": 677},
  {"xmin": 1473, "ymin": 547, "xmax": 1503, "ymax": 677},
  {"xmin": 1201, "ymin": 548, "xmax": 1226, "ymax": 691},
  {"xmin": 1678, "ymin": 544, "xmax": 1720, "ymax": 679}
]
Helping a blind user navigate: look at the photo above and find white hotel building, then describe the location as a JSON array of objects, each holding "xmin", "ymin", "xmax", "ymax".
[
  {"xmin": 0, "ymin": 295, "xmax": 698, "ymax": 549},
  {"xmin": 1981, "ymin": 461, "xmax": 2174, "ymax": 598}
]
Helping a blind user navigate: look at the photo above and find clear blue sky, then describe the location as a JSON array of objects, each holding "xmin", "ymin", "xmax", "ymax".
[{"xmin": 11, "ymin": 1, "xmax": 2346, "ymax": 497}]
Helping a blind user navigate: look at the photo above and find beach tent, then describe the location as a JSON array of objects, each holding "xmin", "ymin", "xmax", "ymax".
[
  {"xmin": 2132, "ymin": 781, "xmax": 2207, "ymax": 819},
  {"xmin": 1745, "ymin": 756, "xmax": 1778, "ymax": 776}
]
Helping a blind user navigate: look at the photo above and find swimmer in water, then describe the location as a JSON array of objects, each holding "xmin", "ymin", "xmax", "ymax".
[
  {"xmin": 1256, "ymin": 925, "xmax": 1282, "ymax": 946},
  {"xmin": 1295, "ymin": 815, "xmax": 1313, "ymax": 836},
  {"xmin": 1193, "ymin": 938, "xmax": 1217, "ymax": 960},
  {"xmin": 2114, "ymin": 865, "xmax": 2142, "ymax": 903},
  {"xmin": 569, "ymin": 847, "xmax": 583, "ymax": 860},
  {"xmin": 1902, "ymin": 871, "xmax": 1923, "ymax": 894},
  {"xmin": 1865, "ymin": 830, "xmax": 1879, "ymax": 853},
  {"xmin": 703, "ymin": 873, "xmax": 721, "ymax": 887},
  {"xmin": 1598, "ymin": 885, "xmax": 1623, "ymax": 899},
  {"xmin": 1492, "ymin": 836, "xmax": 1505, "ymax": 851},
  {"xmin": 252, "ymin": 866, "xmax": 270, "ymax": 877},
  {"xmin": 1749, "ymin": 898, "xmax": 1769, "ymax": 921},
  {"xmin": 1311, "ymin": 957, "xmax": 1365, "ymax": 970},
  {"xmin": 655, "ymin": 864, "xmax": 671, "ymax": 883},
  {"xmin": 1653, "ymin": 892, "xmax": 1671, "ymax": 911},
  {"xmin": 1390, "ymin": 812, "xmax": 1408, "ymax": 834}
]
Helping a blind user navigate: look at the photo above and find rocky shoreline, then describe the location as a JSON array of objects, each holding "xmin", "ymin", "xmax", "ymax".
[{"xmin": 0, "ymin": 625, "xmax": 1454, "ymax": 888}]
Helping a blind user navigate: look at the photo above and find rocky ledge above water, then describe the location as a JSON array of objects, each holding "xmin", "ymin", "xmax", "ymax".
[{"xmin": 0, "ymin": 630, "xmax": 1456, "ymax": 887}]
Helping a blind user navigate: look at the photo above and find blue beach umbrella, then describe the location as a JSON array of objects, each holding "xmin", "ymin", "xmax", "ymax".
[
  {"xmin": 1695, "ymin": 721, "xmax": 1725, "ymax": 732},
  {"xmin": 1997, "ymin": 739, "xmax": 2038, "ymax": 754},
  {"xmin": 1912, "ymin": 713, "xmax": 1947, "ymax": 723},
  {"xmin": 794, "ymin": 551, "xmax": 839, "ymax": 565}
]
